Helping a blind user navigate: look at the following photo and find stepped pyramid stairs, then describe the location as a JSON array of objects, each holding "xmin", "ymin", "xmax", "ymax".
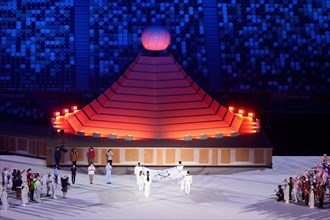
[{"xmin": 53, "ymin": 54, "xmax": 256, "ymax": 140}]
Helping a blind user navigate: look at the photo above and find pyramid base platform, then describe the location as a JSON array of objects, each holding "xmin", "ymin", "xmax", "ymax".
[
  {"xmin": 0, "ymin": 122, "xmax": 272, "ymax": 167},
  {"xmin": 45, "ymin": 145, "xmax": 273, "ymax": 168}
]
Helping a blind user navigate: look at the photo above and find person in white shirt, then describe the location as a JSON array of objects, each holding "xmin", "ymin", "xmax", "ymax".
[
  {"xmin": 21, "ymin": 180, "xmax": 29, "ymax": 206},
  {"xmin": 144, "ymin": 171, "xmax": 152, "ymax": 197},
  {"xmin": 1, "ymin": 188, "xmax": 9, "ymax": 210},
  {"xmin": 183, "ymin": 170, "xmax": 192, "ymax": 195},
  {"xmin": 134, "ymin": 162, "xmax": 143, "ymax": 189},
  {"xmin": 46, "ymin": 173, "xmax": 52, "ymax": 197},
  {"xmin": 309, "ymin": 185, "xmax": 315, "ymax": 208},
  {"xmin": 105, "ymin": 162, "xmax": 112, "ymax": 184},
  {"xmin": 34, "ymin": 176, "xmax": 42, "ymax": 203},
  {"xmin": 51, "ymin": 175, "xmax": 57, "ymax": 199},
  {"xmin": 88, "ymin": 163, "xmax": 96, "ymax": 184},
  {"xmin": 106, "ymin": 149, "xmax": 114, "ymax": 166}
]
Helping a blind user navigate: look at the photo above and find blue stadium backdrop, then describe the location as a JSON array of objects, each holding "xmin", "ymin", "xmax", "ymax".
[{"xmin": 1, "ymin": 0, "xmax": 329, "ymax": 93}]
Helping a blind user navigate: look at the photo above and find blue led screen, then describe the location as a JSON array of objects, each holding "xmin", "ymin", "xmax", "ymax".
[
  {"xmin": 0, "ymin": 0, "xmax": 329, "ymax": 93},
  {"xmin": 0, "ymin": 0, "xmax": 75, "ymax": 91},
  {"xmin": 88, "ymin": 0, "xmax": 207, "ymax": 91}
]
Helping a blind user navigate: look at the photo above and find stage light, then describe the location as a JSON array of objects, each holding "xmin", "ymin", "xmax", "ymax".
[
  {"xmin": 238, "ymin": 109, "xmax": 245, "ymax": 115},
  {"xmin": 184, "ymin": 135, "xmax": 192, "ymax": 141},
  {"xmin": 109, "ymin": 133, "xmax": 117, "ymax": 139},
  {"xmin": 229, "ymin": 106, "xmax": 234, "ymax": 112},
  {"xmin": 248, "ymin": 112, "xmax": 254, "ymax": 118},
  {"xmin": 199, "ymin": 134, "xmax": 208, "ymax": 140},
  {"xmin": 230, "ymin": 131, "xmax": 238, "ymax": 137},
  {"xmin": 71, "ymin": 106, "xmax": 78, "ymax": 111},
  {"xmin": 215, "ymin": 133, "xmax": 223, "ymax": 138},
  {"xmin": 77, "ymin": 131, "xmax": 85, "ymax": 136},
  {"xmin": 93, "ymin": 132, "xmax": 101, "ymax": 138},
  {"xmin": 63, "ymin": 109, "xmax": 69, "ymax": 114},
  {"xmin": 124, "ymin": 135, "xmax": 133, "ymax": 141},
  {"xmin": 54, "ymin": 112, "xmax": 60, "ymax": 117}
]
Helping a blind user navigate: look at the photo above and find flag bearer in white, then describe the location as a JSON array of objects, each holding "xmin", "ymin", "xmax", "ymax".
[
  {"xmin": 184, "ymin": 170, "xmax": 192, "ymax": 195},
  {"xmin": 134, "ymin": 162, "xmax": 143, "ymax": 189}
]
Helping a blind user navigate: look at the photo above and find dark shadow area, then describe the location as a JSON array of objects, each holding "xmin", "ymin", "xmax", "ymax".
[{"xmin": 261, "ymin": 113, "xmax": 330, "ymax": 156}]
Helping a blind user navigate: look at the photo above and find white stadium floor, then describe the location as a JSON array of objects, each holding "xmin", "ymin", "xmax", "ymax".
[{"xmin": 0, "ymin": 155, "xmax": 329, "ymax": 220}]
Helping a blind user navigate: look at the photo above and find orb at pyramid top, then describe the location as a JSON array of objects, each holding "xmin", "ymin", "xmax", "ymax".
[{"xmin": 141, "ymin": 25, "xmax": 171, "ymax": 51}]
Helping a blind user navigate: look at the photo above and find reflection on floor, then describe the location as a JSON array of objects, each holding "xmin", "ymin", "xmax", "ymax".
[{"xmin": 0, "ymin": 155, "xmax": 329, "ymax": 220}]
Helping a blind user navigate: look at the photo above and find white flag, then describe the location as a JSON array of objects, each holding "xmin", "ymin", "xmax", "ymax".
[{"xmin": 142, "ymin": 167, "xmax": 182, "ymax": 181}]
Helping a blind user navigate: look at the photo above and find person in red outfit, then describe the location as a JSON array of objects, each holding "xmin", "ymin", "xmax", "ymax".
[{"xmin": 88, "ymin": 147, "xmax": 95, "ymax": 164}]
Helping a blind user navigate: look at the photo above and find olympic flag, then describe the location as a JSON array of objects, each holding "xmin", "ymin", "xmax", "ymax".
[{"xmin": 142, "ymin": 167, "xmax": 183, "ymax": 181}]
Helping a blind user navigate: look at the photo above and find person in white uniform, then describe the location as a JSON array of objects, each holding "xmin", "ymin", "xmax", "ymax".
[
  {"xmin": 21, "ymin": 180, "xmax": 29, "ymax": 206},
  {"xmin": 1, "ymin": 187, "xmax": 9, "ymax": 210},
  {"xmin": 0, "ymin": 183, "xmax": 2, "ymax": 203},
  {"xmin": 138, "ymin": 171, "xmax": 145, "ymax": 191},
  {"xmin": 183, "ymin": 170, "xmax": 192, "ymax": 195},
  {"xmin": 283, "ymin": 179, "xmax": 290, "ymax": 203},
  {"xmin": 176, "ymin": 161, "xmax": 184, "ymax": 185},
  {"xmin": 309, "ymin": 185, "xmax": 315, "ymax": 208},
  {"xmin": 134, "ymin": 162, "xmax": 143, "ymax": 189},
  {"xmin": 34, "ymin": 176, "xmax": 42, "ymax": 203},
  {"xmin": 46, "ymin": 173, "xmax": 52, "ymax": 197},
  {"xmin": 51, "ymin": 175, "xmax": 57, "ymax": 199},
  {"xmin": 105, "ymin": 162, "xmax": 112, "ymax": 184},
  {"xmin": 144, "ymin": 171, "xmax": 152, "ymax": 197}
]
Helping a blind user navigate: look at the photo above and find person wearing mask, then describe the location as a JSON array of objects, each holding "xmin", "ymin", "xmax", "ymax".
[
  {"xmin": 61, "ymin": 175, "xmax": 70, "ymax": 199},
  {"xmin": 29, "ymin": 178, "xmax": 36, "ymax": 201},
  {"xmin": 54, "ymin": 165, "xmax": 59, "ymax": 183},
  {"xmin": 288, "ymin": 177, "xmax": 294, "ymax": 200},
  {"xmin": 54, "ymin": 147, "xmax": 61, "ymax": 168},
  {"xmin": 70, "ymin": 148, "xmax": 78, "ymax": 166},
  {"xmin": 21, "ymin": 180, "xmax": 29, "ymax": 206},
  {"xmin": 71, "ymin": 165, "xmax": 77, "ymax": 184},
  {"xmin": 134, "ymin": 162, "xmax": 143, "ymax": 189},
  {"xmin": 34, "ymin": 176, "xmax": 42, "ymax": 203},
  {"xmin": 144, "ymin": 171, "xmax": 152, "ymax": 198},
  {"xmin": 183, "ymin": 170, "xmax": 193, "ymax": 195},
  {"xmin": 105, "ymin": 162, "xmax": 112, "ymax": 184},
  {"xmin": 275, "ymin": 185, "xmax": 284, "ymax": 202},
  {"xmin": 88, "ymin": 147, "xmax": 95, "ymax": 164},
  {"xmin": 106, "ymin": 149, "xmax": 114, "ymax": 166},
  {"xmin": 293, "ymin": 177, "xmax": 301, "ymax": 203},
  {"xmin": 283, "ymin": 179, "xmax": 290, "ymax": 203},
  {"xmin": 46, "ymin": 173, "xmax": 52, "ymax": 197},
  {"xmin": 88, "ymin": 163, "xmax": 96, "ymax": 184},
  {"xmin": 176, "ymin": 161, "xmax": 185, "ymax": 188},
  {"xmin": 0, "ymin": 187, "xmax": 9, "ymax": 210},
  {"xmin": 138, "ymin": 171, "xmax": 145, "ymax": 191},
  {"xmin": 51, "ymin": 175, "xmax": 58, "ymax": 199}
]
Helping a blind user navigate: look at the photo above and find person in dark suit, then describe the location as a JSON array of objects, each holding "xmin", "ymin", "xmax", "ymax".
[
  {"xmin": 275, "ymin": 185, "xmax": 284, "ymax": 202},
  {"xmin": 54, "ymin": 147, "xmax": 61, "ymax": 168}
]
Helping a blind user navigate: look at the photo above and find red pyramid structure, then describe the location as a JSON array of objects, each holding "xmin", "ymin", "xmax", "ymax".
[{"xmin": 53, "ymin": 54, "xmax": 257, "ymax": 140}]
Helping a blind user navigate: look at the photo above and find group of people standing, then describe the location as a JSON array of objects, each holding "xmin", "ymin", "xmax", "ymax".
[
  {"xmin": 87, "ymin": 149, "xmax": 113, "ymax": 185},
  {"xmin": 0, "ymin": 166, "xmax": 68, "ymax": 210},
  {"xmin": 134, "ymin": 162, "xmax": 153, "ymax": 197},
  {"xmin": 133, "ymin": 160, "xmax": 193, "ymax": 198},
  {"xmin": 275, "ymin": 154, "xmax": 330, "ymax": 208}
]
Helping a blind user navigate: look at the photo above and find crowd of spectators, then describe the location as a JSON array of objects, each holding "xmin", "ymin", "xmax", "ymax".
[{"xmin": 0, "ymin": 101, "xmax": 50, "ymax": 126}]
